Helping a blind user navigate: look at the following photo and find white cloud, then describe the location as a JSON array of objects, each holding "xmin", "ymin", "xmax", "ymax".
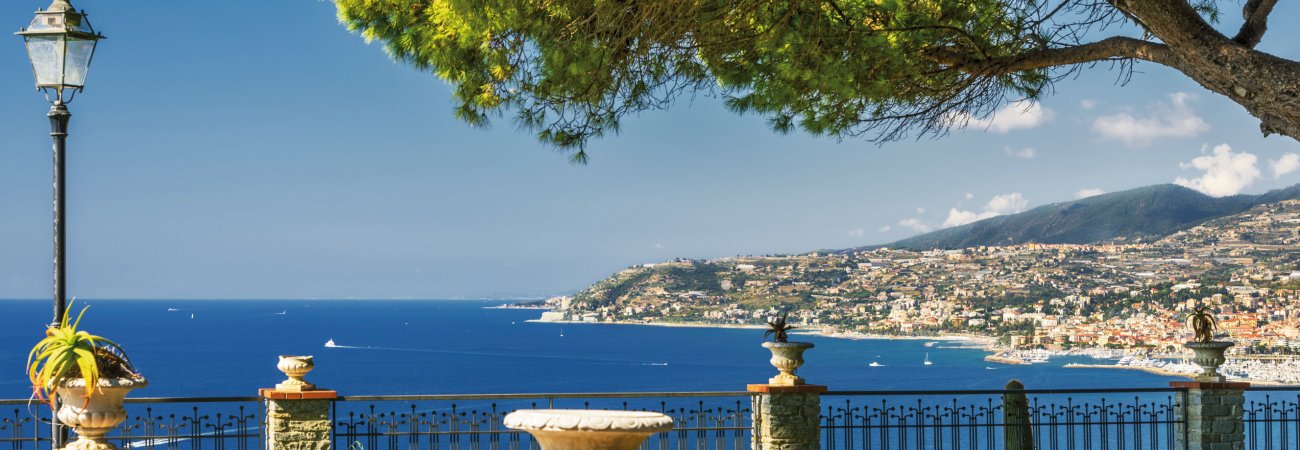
[
  {"xmin": 915, "ymin": 207, "xmax": 926, "ymax": 215},
  {"xmin": 942, "ymin": 209, "xmax": 996, "ymax": 228},
  {"xmin": 897, "ymin": 218, "xmax": 934, "ymax": 233},
  {"xmin": 654, "ymin": 243, "xmax": 665, "ymax": 249},
  {"xmin": 848, "ymin": 228, "xmax": 865, "ymax": 237},
  {"xmin": 1076, "ymin": 188, "xmax": 1106, "ymax": 199},
  {"xmin": 942, "ymin": 193, "xmax": 1029, "ymax": 228},
  {"xmin": 985, "ymin": 193, "xmax": 1028, "ymax": 214},
  {"xmin": 1092, "ymin": 92, "xmax": 1210, "ymax": 146},
  {"xmin": 878, "ymin": 225, "xmax": 892, "ymax": 233},
  {"xmin": 1080, "ymin": 99, "xmax": 1097, "ymax": 110},
  {"xmin": 964, "ymin": 193, "xmax": 974, "ymax": 200},
  {"xmin": 1270, "ymin": 153, "xmax": 1300, "ymax": 179},
  {"xmin": 964, "ymin": 101, "xmax": 1056, "ymax": 133},
  {"xmin": 1003, "ymin": 146, "xmax": 1037, "ymax": 159},
  {"xmin": 1173, "ymin": 143, "xmax": 1260, "ymax": 197}
]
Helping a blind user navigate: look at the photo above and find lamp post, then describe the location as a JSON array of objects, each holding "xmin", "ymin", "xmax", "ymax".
[{"xmin": 16, "ymin": 1, "xmax": 103, "ymax": 448}]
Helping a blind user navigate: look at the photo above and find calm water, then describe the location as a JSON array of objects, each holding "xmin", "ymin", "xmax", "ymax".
[{"xmin": 0, "ymin": 299, "xmax": 1181, "ymax": 398}]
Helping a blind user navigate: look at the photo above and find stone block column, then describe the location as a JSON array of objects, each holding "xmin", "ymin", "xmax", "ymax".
[
  {"xmin": 747, "ymin": 384, "xmax": 825, "ymax": 450},
  {"xmin": 261, "ymin": 356, "xmax": 336, "ymax": 450},
  {"xmin": 1171, "ymin": 381, "xmax": 1248, "ymax": 450},
  {"xmin": 260, "ymin": 389, "xmax": 337, "ymax": 450}
]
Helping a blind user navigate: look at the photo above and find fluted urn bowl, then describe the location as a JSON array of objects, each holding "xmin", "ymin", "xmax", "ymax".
[
  {"xmin": 276, "ymin": 355, "xmax": 316, "ymax": 392},
  {"xmin": 762, "ymin": 341, "xmax": 814, "ymax": 386},
  {"xmin": 504, "ymin": 409, "xmax": 673, "ymax": 450},
  {"xmin": 1185, "ymin": 341, "xmax": 1234, "ymax": 382},
  {"xmin": 56, "ymin": 377, "xmax": 147, "ymax": 450}
]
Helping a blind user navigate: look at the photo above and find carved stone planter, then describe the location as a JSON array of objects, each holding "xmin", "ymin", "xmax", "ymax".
[
  {"xmin": 55, "ymin": 377, "xmax": 147, "ymax": 450},
  {"xmin": 1185, "ymin": 341, "xmax": 1234, "ymax": 382},
  {"xmin": 504, "ymin": 409, "xmax": 673, "ymax": 450},
  {"xmin": 276, "ymin": 355, "xmax": 316, "ymax": 392},
  {"xmin": 762, "ymin": 341, "xmax": 814, "ymax": 386}
]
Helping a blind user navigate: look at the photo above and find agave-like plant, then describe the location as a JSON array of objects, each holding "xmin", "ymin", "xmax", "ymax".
[
  {"xmin": 1186, "ymin": 307, "xmax": 1219, "ymax": 343},
  {"xmin": 26, "ymin": 304, "xmax": 133, "ymax": 408},
  {"xmin": 765, "ymin": 313, "xmax": 798, "ymax": 343}
]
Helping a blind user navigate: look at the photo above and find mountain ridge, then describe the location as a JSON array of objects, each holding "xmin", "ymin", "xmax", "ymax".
[{"xmin": 867, "ymin": 183, "xmax": 1300, "ymax": 251}]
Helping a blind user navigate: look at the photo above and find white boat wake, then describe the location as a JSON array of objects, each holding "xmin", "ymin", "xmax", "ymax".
[{"xmin": 323, "ymin": 339, "xmax": 669, "ymax": 366}]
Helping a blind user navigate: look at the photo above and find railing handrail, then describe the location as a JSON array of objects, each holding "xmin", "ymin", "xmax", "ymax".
[
  {"xmin": 0, "ymin": 397, "xmax": 262, "ymax": 406},
  {"xmin": 824, "ymin": 387, "xmax": 1191, "ymax": 396},
  {"xmin": 1244, "ymin": 385, "xmax": 1300, "ymax": 391},
  {"xmin": 126, "ymin": 396, "xmax": 263, "ymax": 403},
  {"xmin": 2, "ymin": 385, "xmax": 1295, "ymax": 407}
]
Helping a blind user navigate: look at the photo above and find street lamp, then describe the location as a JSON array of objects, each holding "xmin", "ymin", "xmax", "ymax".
[
  {"xmin": 16, "ymin": 2, "xmax": 103, "ymax": 447},
  {"xmin": 16, "ymin": 0, "xmax": 103, "ymax": 322}
]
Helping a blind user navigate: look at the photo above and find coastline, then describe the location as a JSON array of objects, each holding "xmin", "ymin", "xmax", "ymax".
[
  {"xmin": 1063, "ymin": 363, "xmax": 1293, "ymax": 386},
  {"xmin": 526, "ymin": 318, "xmax": 997, "ymax": 346},
  {"xmin": 985, "ymin": 355, "xmax": 1030, "ymax": 365},
  {"xmin": 526, "ymin": 314, "xmax": 1300, "ymax": 386}
]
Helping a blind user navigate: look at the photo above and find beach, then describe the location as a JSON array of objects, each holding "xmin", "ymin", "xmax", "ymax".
[{"xmin": 534, "ymin": 313, "xmax": 1300, "ymax": 386}]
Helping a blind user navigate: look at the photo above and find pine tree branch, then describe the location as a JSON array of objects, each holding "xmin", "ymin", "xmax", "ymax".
[
  {"xmin": 924, "ymin": 36, "xmax": 1175, "ymax": 76},
  {"xmin": 1233, "ymin": 0, "xmax": 1277, "ymax": 48}
]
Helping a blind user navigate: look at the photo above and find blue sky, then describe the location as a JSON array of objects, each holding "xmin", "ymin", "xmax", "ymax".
[{"xmin": 2, "ymin": 1, "xmax": 1299, "ymax": 299}]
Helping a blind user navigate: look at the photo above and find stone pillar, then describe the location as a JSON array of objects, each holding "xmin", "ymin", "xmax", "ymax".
[
  {"xmin": 1002, "ymin": 380, "xmax": 1034, "ymax": 450},
  {"xmin": 1171, "ymin": 381, "xmax": 1248, "ymax": 450},
  {"xmin": 261, "ymin": 355, "xmax": 336, "ymax": 450},
  {"xmin": 747, "ymin": 384, "xmax": 825, "ymax": 450}
]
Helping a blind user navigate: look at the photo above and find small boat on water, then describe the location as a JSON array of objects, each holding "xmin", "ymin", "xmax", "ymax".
[
  {"xmin": 924, "ymin": 342, "xmax": 938, "ymax": 347},
  {"xmin": 324, "ymin": 339, "xmax": 337, "ymax": 348},
  {"xmin": 924, "ymin": 353, "xmax": 933, "ymax": 366},
  {"xmin": 275, "ymin": 310, "xmax": 287, "ymax": 315},
  {"xmin": 189, "ymin": 313, "xmax": 195, "ymax": 319},
  {"xmin": 167, "ymin": 308, "xmax": 179, "ymax": 312},
  {"xmin": 869, "ymin": 361, "xmax": 883, "ymax": 367}
]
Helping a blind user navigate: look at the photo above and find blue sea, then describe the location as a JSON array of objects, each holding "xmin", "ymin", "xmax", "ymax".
[{"xmin": 0, "ymin": 299, "xmax": 1182, "ymax": 399}]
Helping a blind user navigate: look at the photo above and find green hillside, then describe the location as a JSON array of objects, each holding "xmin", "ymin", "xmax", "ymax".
[{"xmin": 880, "ymin": 184, "xmax": 1300, "ymax": 250}]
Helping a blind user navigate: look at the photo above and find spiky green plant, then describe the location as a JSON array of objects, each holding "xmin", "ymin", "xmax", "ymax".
[
  {"xmin": 764, "ymin": 314, "xmax": 798, "ymax": 343},
  {"xmin": 1186, "ymin": 307, "xmax": 1219, "ymax": 343},
  {"xmin": 26, "ymin": 304, "xmax": 133, "ymax": 408}
]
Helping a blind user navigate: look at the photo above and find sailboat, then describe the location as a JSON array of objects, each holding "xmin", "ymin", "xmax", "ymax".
[
  {"xmin": 324, "ymin": 339, "xmax": 337, "ymax": 348},
  {"xmin": 924, "ymin": 353, "xmax": 933, "ymax": 366},
  {"xmin": 189, "ymin": 313, "xmax": 195, "ymax": 319}
]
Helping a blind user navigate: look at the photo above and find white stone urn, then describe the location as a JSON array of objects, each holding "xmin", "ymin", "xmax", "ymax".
[
  {"xmin": 762, "ymin": 341, "xmax": 814, "ymax": 386},
  {"xmin": 504, "ymin": 409, "xmax": 673, "ymax": 450},
  {"xmin": 55, "ymin": 377, "xmax": 147, "ymax": 450},
  {"xmin": 276, "ymin": 355, "xmax": 316, "ymax": 392},
  {"xmin": 1186, "ymin": 341, "xmax": 1234, "ymax": 382}
]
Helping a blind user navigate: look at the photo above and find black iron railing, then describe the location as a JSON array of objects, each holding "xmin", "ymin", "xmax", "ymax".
[
  {"xmin": 0, "ymin": 400, "xmax": 48, "ymax": 450},
  {"xmin": 1244, "ymin": 387, "xmax": 1300, "ymax": 450},
  {"xmin": 331, "ymin": 392, "xmax": 753, "ymax": 450},
  {"xmin": 3, "ymin": 386, "xmax": 1300, "ymax": 450},
  {"xmin": 821, "ymin": 388, "xmax": 1187, "ymax": 450},
  {"xmin": 0, "ymin": 397, "xmax": 262, "ymax": 450}
]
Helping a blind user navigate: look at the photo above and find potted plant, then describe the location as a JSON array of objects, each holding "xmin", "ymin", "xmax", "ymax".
[
  {"xmin": 1184, "ymin": 306, "xmax": 1233, "ymax": 382},
  {"xmin": 760, "ymin": 313, "xmax": 814, "ymax": 386},
  {"xmin": 27, "ymin": 305, "xmax": 146, "ymax": 450}
]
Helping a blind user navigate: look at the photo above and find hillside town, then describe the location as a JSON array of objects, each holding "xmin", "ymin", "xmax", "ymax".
[{"xmin": 539, "ymin": 200, "xmax": 1300, "ymax": 381}]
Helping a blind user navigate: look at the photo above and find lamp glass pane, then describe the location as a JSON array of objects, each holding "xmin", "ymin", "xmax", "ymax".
[
  {"xmin": 27, "ymin": 14, "xmax": 64, "ymax": 33},
  {"xmin": 63, "ymin": 37, "xmax": 95, "ymax": 87},
  {"xmin": 24, "ymin": 35, "xmax": 65, "ymax": 86}
]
